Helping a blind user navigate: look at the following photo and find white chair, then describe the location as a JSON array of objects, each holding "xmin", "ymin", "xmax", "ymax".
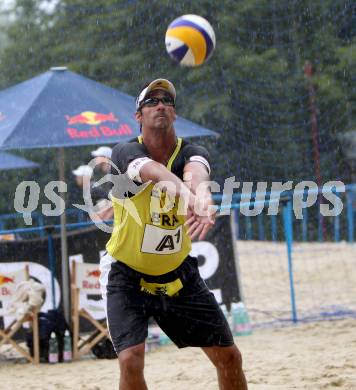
[
  {"xmin": 71, "ymin": 261, "xmax": 108, "ymax": 359},
  {"xmin": 0, "ymin": 264, "xmax": 41, "ymax": 363}
]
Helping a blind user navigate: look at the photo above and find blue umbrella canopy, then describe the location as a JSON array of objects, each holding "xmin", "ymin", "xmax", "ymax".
[
  {"xmin": 0, "ymin": 151, "xmax": 39, "ymax": 170},
  {"xmin": 0, "ymin": 67, "xmax": 218, "ymax": 150}
]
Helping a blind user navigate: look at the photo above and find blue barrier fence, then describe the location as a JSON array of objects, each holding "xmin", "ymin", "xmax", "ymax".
[{"xmin": 227, "ymin": 184, "xmax": 356, "ymax": 243}]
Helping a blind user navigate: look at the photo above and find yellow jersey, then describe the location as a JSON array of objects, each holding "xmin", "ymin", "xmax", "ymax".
[{"xmin": 106, "ymin": 136, "xmax": 200, "ymax": 275}]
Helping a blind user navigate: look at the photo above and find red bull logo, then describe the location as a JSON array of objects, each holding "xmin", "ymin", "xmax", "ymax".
[
  {"xmin": 86, "ymin": 269, "xmax": 101, "ymax": 278},
  {"xmin": 65, "ymin": 110, "xmax": 133, "ymax": 140},
  {"xmin": 65, "ymin": 111, "xmax": 118, "ymax": 125},
  {"xmin": 83, "ymin": 269, "xmax": 101, "ymax": 290},
  {"xmin": 0, "ymin": 274, "xmax": 14, "ymax": 286}
]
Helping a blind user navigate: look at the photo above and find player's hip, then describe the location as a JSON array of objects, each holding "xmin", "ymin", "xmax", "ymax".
[{"xmin": 100, "ymin": 252, "xmax": 207, "ymax": 298}]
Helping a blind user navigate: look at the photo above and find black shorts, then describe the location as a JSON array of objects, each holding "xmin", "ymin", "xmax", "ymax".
[{"xmin": 100, "ymin": 253, "xmax": 234, "ymax": 354}]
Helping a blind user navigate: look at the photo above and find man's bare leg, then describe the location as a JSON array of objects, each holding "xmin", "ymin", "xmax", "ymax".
[
  {"xmin": 202, "ymin": 345, "xmax": 248, "ymax": 390},
  {"xmin": 118, "ymin": 343, "xmax": 147, "ymax": 390}
]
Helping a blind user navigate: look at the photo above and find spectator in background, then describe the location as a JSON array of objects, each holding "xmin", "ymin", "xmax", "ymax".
[
  {"xmin": 72, "ymin": 164, "xmax": 113, "ymax": 221},
  {"xmin": 90, "ymin": 146, "xmax": 113, "ymax": 205},
  {"xmin": 72, "ymin": 165, "xmax": 93, "ymax": 193},
  {"xmin": 72, "ymin": 164, "xmax": 94, "ymax": 220},
  {"xmin": 91, "ymin": 146, "xmax": 112, "ymax": 174},
  {"xmin": 90, "ymin": 146, "xmax": 114, "ymax": 221}
]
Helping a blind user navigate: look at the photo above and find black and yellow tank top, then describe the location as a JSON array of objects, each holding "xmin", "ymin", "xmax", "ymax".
[{"xmin": 106, "ymin": 136, "xmax": 196, "ymax": 275}]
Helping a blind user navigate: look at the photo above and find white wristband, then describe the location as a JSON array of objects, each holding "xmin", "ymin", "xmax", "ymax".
[
  {"xmin": 127, "ymin": 157, "xmax": 153, "ymax": 182},
  {"xmin": 189, "ymin": 155, "xmax": 211, "ymax": 174}
]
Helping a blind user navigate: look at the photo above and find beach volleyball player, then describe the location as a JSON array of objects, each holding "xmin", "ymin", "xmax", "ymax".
[{"xmin": 99, "ymin": 79, "xmax": 248, "ymax": 389}]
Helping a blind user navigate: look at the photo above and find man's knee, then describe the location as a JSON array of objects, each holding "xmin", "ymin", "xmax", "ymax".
[
  {"xmin": 119, "ymin": 345, "xmax": 145, "ymax": 374},
  {"xmin": 216, "ymin": 346, "xmax": 243, "ymax": 369}
]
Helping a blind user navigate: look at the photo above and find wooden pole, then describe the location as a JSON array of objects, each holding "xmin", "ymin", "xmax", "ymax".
[{"xmin": 58, "ymin": 147, "xmax": 71, "ymax": 325}]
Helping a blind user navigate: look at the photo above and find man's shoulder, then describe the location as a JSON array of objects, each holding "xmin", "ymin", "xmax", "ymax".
[
  {"xmin": 111, "ymin": 138, "xmax": 148, "ymax": 172},
  {"xmin": 112, "ymin": 137, "xmax": 139, "ymax": 150},
  {"xmin": 179, "ymin": 139, "xmax": 209, "ymax": 158},
  {"xmin": 111, "ymin": 138, "xmax": 145, "ymax": 155}
]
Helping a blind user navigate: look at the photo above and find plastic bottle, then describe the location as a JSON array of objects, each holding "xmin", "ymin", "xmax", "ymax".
[
  {"xmin": 159, "ymin": 330, "xmax": 172, "ymax": 346},
  {"xmin": 231, "ymin": 302, "xmax": 252, "ymax": 336},
  {"xmin": 220, "ymin": 304, "xmax": 233, "ymax": 332},
  {"xmin": 220, "ymin": 304, "xmax": 228, "ymax": 319},
  {"xmin": 48, "ymin": 331, "xmax": 59, "ymax": 363},
  {"xmin": 145, "ymin": 327, "xmax": 160, "ymax": 352},
  {"xmin": 63, "ymin": 330, "xmax": 72, "ymax": 362}
]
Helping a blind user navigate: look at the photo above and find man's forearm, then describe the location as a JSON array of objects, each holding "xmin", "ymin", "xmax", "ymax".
[
  {"xmin": 184, "ymin": 162, "xmax": 212, "ymax": 197},
  {"xmin": 140, "ymin": 161, "xmax": 195, "ymax": 205}
]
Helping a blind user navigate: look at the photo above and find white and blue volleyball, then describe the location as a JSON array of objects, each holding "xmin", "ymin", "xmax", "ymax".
[{"xmin": 165, "ymin": 14, "xmax": 216, "ymax": 67}]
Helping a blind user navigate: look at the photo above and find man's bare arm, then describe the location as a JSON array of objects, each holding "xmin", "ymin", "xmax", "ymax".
[
  {"xmin": 183, "ymin": 161, "xmax": 216, "ymax": 240},
  {"xmin": 140, "ymin": 161, "xmax": 196, "ymax": 208},
  {"xmin": 139, "ymin": 160, "xmax": 214, "ymax": 240}
]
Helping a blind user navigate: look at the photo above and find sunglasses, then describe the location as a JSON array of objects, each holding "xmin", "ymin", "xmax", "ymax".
[{"xmin": 140, "ymin": 96, "xmax": 175, "ymax": 108}]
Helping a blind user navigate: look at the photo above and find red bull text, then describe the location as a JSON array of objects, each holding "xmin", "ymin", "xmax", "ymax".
[
  {"xmin": 0, "ymin": 274, "xmax": 15, "ymax": 296},
  {"xmin": 65, "ymin": 111, "xmax": 132, "ymax": 139}
]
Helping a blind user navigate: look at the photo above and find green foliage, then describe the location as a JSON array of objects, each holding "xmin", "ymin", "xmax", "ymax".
[{"xmin": 0, "ymin": 0, "xmax": 355, "ymax": 217}]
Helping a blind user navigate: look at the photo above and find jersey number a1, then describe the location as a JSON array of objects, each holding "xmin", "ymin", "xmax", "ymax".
[
  {"xmin": 155, "ymin": 229, "xmax": 181, "ymax": 251},
  {"xmin": 141, "ymin": 225, "xmax": 183, "ymax": 254}
]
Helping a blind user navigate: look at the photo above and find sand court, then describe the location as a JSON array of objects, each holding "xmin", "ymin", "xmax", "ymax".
[
  {"xmin": 1, "ymin": 240, "xmax": 356, "ymax": 389},
  {"xmin": 1, "ymin": 318, "xmax": 355, "ymax": 389}
]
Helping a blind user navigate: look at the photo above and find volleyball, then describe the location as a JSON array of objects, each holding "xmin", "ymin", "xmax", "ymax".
[{"xmin": 165, "ymin": 14, "xmax": 216, "ymax": 67}]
